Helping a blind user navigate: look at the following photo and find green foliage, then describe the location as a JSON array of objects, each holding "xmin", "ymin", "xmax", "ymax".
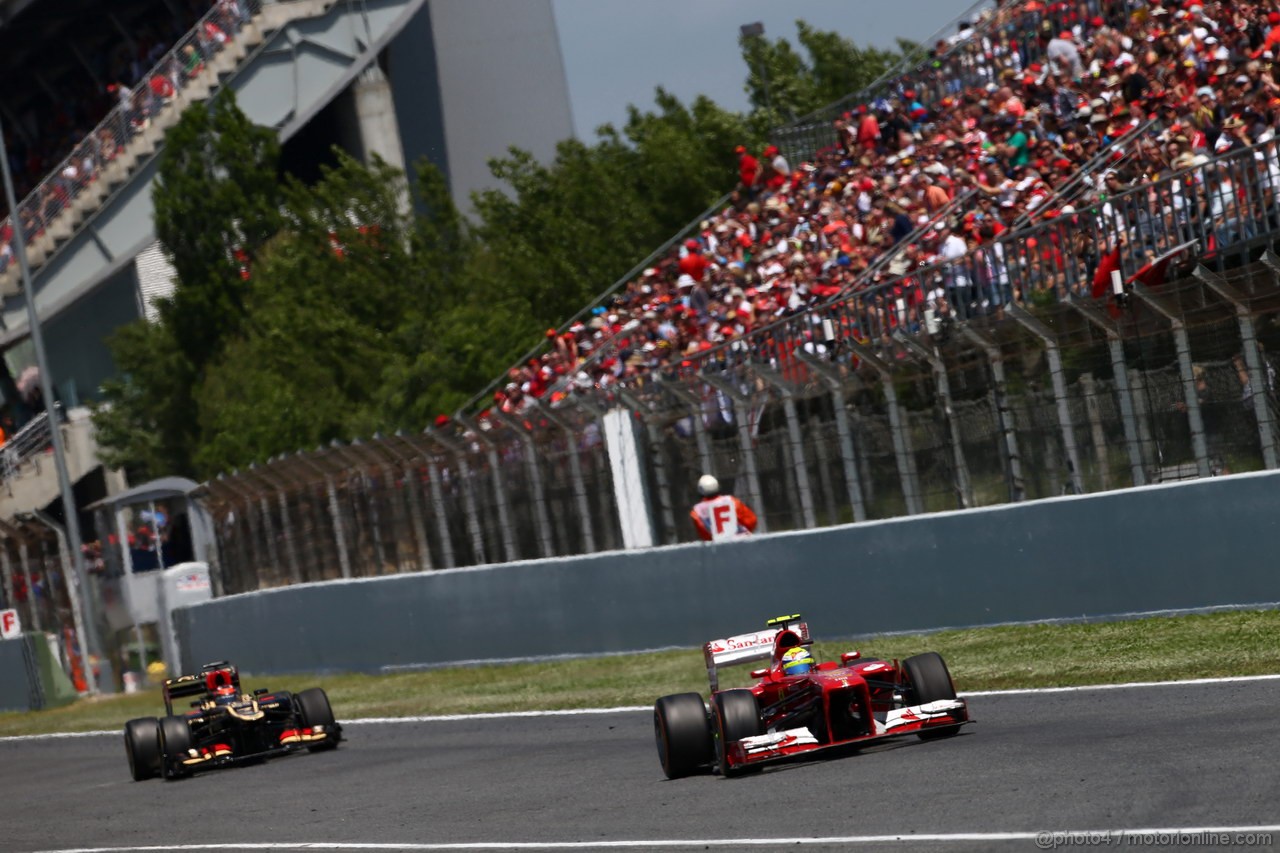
[
  {"xmin": 93, "ymin": 92, "xmax": 281, "ymax": 476},
  {"xmin": 739, "ymin": 20, "xmax": 901, "ymax": 129},
  {"xmin": 94, "ymin": 22, "xmax": 909, "ymax": 479}
]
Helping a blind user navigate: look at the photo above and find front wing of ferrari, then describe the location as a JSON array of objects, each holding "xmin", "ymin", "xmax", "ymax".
[{"xmin": 726, "ymin": 699, "xmax": 970, "ymax": 769}]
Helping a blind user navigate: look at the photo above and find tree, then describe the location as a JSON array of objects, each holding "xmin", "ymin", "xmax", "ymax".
[
  {"xmin": 739, "ymin": 21, "xmax": 902, "ymax": 128},
  {"xmin": 93, "ymin": 92, "xmax": 282, "ymax": 476},
  {"xmin": 193, "ymin": 151, "xmax": 422, "ymax": 474},
  {"xmin": 93, "ymin": 22, "xmax": 908, "ymax": 478}
]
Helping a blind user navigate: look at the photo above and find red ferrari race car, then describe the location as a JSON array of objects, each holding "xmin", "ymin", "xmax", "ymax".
[
  {"xmin": 653, "ymin": 614, "xmax": 971, "ymax": 778},
  {"xmin": 123, "ymin": 660, "xmax": 341, "ymax": 781}
]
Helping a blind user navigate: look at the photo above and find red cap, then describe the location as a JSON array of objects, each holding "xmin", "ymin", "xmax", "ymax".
[
  {"xmin": 685, "ymin": 239, "xmax": 699, "ymax": 250},
  {"xmin": 735, "ymin": 145, "xmax": 746, "ymax": 154},
  {"xmin": 1270, "ymin": 11, "xmax": 1280, "ymax": 23}
]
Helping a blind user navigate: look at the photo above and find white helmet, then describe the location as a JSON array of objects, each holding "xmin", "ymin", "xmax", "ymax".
[{"xmin": 697, "ymin": 474, "xmax": 720, "ymax": 497}]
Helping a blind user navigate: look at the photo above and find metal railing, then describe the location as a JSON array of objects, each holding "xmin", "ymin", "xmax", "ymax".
[
  {"xmin": 0, "ymin": 0, "xmax": 260, "ymax": 274},
  {"xmin": 199, "ymin": 128, "xmax": 1280, "ymax": 592},
  {"xmin": 0, "ymin": 403, "xmax": 61, "ymax": 482}
]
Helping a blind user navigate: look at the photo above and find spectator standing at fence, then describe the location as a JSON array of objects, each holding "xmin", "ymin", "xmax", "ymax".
[
  {"xmin": 736, "ymin": 145, "xmax": 760, "ymax": 197},
  {"xmin": 690, "ymin": 474, "xmax": 757, "ymax": 542}
]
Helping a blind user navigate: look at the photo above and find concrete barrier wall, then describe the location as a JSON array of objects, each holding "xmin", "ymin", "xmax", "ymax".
[
  {"xmin": 175, "ymin": 470, "xmax": 1280, "ymax": 675},
  {"xmin": 0, "ymin": 638, "xmax": 32, "ymax": 711}
]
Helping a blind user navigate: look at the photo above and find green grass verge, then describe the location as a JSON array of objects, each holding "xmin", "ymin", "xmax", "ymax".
[{"xmin": 3, "ymin": 609, "xmax": 1278, "ymax": 738}]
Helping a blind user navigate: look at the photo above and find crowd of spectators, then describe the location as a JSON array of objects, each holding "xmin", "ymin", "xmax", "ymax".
[
  {"xmin": 0, "ymin": 0, "xmax": 251, "ymax": 273},
  {"xmin": 487, "ymin": 0, "xmax": 1280, "ymax": 419}
]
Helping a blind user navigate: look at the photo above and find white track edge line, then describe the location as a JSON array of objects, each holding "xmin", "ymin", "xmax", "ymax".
[
  {"xmin": 27, "ymin": 825, "xmax": 1280, "ymax": 851},
  {"xmin": 7, "ymin": 672, "xmax": 1280, "ymax": 743}
]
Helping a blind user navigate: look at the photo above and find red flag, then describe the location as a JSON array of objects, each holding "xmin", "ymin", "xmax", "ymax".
[{"xmin": 1091, "ymin": 247, "xmax": 1122, "ymax": 298}]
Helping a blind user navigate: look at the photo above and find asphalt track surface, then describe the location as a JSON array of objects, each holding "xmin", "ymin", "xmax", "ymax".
[{"xmin": 5, "ymin": 679, "xmax": 1280, "ymax": 853}]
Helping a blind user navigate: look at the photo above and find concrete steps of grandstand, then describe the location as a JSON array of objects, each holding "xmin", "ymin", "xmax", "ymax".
[
  {"xmin": 0, "ymin": 408, "xmax": 99, "ymax": 519},
  {"xmin": 0, "ymin": 0, "xmax": 338, "ymax": 296}
]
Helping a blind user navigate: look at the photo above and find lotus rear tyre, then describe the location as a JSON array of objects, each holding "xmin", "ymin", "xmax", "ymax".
[
  {"xmin": 159, "ymin": 715, "xmax": 194, "ymax": 779},
  {"xmin": 903, "ymin": 651, "xmax": 960, "ymax": 740},
  {"xmin": 653, "ymin": 693, "xmax": 712, "ymax": 779},
  {"xmin": 124, "ymin": 717, "xmax": 162, "ymax": 781}
]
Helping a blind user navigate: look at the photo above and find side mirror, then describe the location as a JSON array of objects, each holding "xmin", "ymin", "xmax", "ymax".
[
  {"xmin": 841, "ymin": 651, "xmax": 862, "ymax": 664},
  {"xmin": 749, "ymin": 668, "xmax": 770, "ymax": 679},
  {"xmin": 254, "ymin": 688, "xmax": 268, "ymax": 696}
]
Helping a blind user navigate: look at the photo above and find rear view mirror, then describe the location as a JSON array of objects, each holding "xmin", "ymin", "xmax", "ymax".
[
  {"xmin": 841, "ymin": 651, "xmax": 862, "ymax": 664},
  {"xmin": 750, "ymin": 668, "xmax": 769, "ymax": 679}
]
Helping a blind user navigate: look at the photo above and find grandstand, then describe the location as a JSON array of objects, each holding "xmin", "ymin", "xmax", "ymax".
[
  {"xmin": 192, "ymin": 0, "xmax": 1280, "ymax": 593},
  {"xmin": 0, "ymin": 0, "xmax": 572, "ymax": 519}
]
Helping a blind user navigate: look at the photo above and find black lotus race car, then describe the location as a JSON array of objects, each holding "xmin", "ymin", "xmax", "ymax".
[{"xmin": 123, "ymin": 660, "xmax": 342, "ymax": 780}]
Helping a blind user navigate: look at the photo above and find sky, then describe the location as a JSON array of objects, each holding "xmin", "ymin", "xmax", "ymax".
[{"xmin": 552, "ymin": 0, "xmax": 981, "ymax": 140}]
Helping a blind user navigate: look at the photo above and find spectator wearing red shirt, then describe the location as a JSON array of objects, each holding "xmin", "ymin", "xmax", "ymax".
[
  {"xmin": 678, "ymin": 239, "xmax": 708, "ymax": 282},
  {"xmin": 736, "ymin": 145, "xmax": 760, "ymax": 196}
]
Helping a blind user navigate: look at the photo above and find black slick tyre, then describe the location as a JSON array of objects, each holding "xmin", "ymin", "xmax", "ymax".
[
  {"xmin": 159, "ymin": 715, "xmax": 194, "ymax": 779},
  {"xmin": 296, "ymin": 687, "xmax": 340, "ymax": 751},
  {"xmin": 903, "ymin": 651, "xmax": 960, "ymax": 740},
  {"xmin": 653, "ymin": 693, "xmax": 712, "ymax": 779},
  {"xmin": 711, "ymin": 689, "xmax": 763, "ymax": 777},
  {"xmin": 124, "ymin": 717, "xmax": 162, "ymax": 781}
]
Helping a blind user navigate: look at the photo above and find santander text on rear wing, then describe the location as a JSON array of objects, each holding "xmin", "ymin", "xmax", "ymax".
[{"xmin": 703, "ymin": 614, "xmax": 811, "ymax": 691}]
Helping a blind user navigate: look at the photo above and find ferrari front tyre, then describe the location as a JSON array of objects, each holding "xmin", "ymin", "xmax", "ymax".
[
  {"xmin": 159, "ymin": 715, "xmax": 194, "ymax": 779},
  {"xmin": 124, "ymin": 717, "xmax": 162, "ymax": 781},
  {"xmin": 903, "ymin": 651, "xmax": 960, "ymax": 740},
  {"xmin": 653, "ymin": 693, "xmax": 712, "ymax": 779},
  {"xmin": 711, "ymin": 689, "xmax": 763, "ymax": 778},
  {"xmin": 296, "ymin": 687, "xmax": 340, "ymax": 752}
]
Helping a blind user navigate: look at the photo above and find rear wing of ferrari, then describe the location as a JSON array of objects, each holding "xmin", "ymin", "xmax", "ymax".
[{"xmin": 703, "ymin": 614, "xmax": 811, "ymax": 691}]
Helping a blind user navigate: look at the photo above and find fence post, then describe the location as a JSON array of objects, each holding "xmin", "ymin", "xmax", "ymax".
[
  {"xmin": 1130, "ymin": 283, "xmax": 1212, "ymax": 478},
  {"xmin": 1008, "ymin": 304, "xmax": 1086, "ymax": 494},
  {"xmin": 222, "ymin": 474, "xmax": 273, "ymax": 586},
  {"xmin": 398, "ymin": 431, "xmax": 456, "ymax": 569},
  {"xmin": 0, "ymin": 538, "xmax": 12, "ymax": 608},
  {"xmin": 247, "ymin": 463, "xmax": 302, "ymax": 585},
  {"xmin": 18, "ymin": 541, "xmax": 40, "ymax": 633},
  {"xmin": 1066, "ymin": 294, "xmax": 1146, "ymax": 486},
  {"xmin": 894, "ymin": 331, "xmax": 974, "ymax": 509},
  {"xmin": 662, "ymin": 382, "xmax": 716, "ymax": 477},
  {"xmin": 450, "ymin": 414, "xmax": 509, "ymax": 560},
  {"xmin": 530, "ymin": 400, "xmax": 596, "ymax": 554},
  {"xmin": 381, "ymin": 433, "xmax": 436, "ymax": 573},
  {"xmin": 616, "ymin": 388, "xmax": 678, "ymax": 544},
  {"xmin": 960, "ymin": 326, "xmax": 1026, "ymax": 501},
  {"xmin": 795, "ymin": 350, "xmax": 867, "ymax": 522},
  {"xmin": 298, "ymin": 454, "xmax": 353, "ymax": 580},
  {"xmin": 847, "ymin": 340, "xmax": 923, "ymax": 515},
  {"xmin": 434, "ymin": 422, "xmax": 496, "ymax": 565},
  {"xmin": 1196, "ymin": 264, "xmax": 1279, "ymax": 470},
  {"xmin": 753, "ymin": 365, "xmax": 818, "ymax": 529},
  {"xmin": 702, "ymin": 372, "xmax": 768, "ymax": 533},
  {"xmin": 491, "ymin": 410, "xmax": 555, "ymax": 559}
]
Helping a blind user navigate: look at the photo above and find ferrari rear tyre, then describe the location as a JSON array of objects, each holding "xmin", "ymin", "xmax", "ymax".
[
  {"xmin": 159, "ymin": 715, "xmax": 194, "ymax": 779},
  {"xmin": 712, "ymin": 689, "xmax": 763, "ymax": 777},
  {"xmin": 296, "ymin": 687, "xmax": 340, "ymax": 752},
  {"xmin": 903, "ymin": 652, "xmax": 960, "ymax": 740},
  {"xmin": 124, "ymin": 717, "xmax": 162, "ymax": 781},
  {"xmin": 653, "ymin": 693, "xmax": 712, "ymax": 779}
]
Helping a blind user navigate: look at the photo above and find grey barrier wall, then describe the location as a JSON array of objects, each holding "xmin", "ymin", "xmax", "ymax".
[
  {"xmin": 175, "ymin": 469, "xmax": 1280, "ymax": 675},
  {"xmin": 0, "ymin": 638, "xmax": 32, "ymax": 711}
]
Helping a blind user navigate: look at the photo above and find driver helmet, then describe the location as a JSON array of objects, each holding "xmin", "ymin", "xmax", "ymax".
[
  {"xmin": 781, "ymin": 646, "xmax": 815, "ymax": 676},
  {"xmin": 697, "ymin": 474, "xmax": 720, "ymax": 497},
  {"xmin": 206, "ymin": 668, "xmax": 237, "ymax": 699}
]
